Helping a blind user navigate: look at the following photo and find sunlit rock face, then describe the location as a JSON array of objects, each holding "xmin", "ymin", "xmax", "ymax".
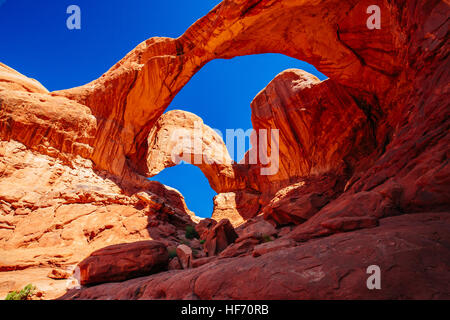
[
  {"xmin": 0, "ymin": 65, "xmax": 198, "ymax": 298},
  {"xmin": 146, "ymin": 110, "xmax": 241, "ymax": 193},
  {"xmin": 53, "ymin": 0, "xmax": 448, "ymax": 225},
  {"xmin": 1, "ymin": 0, "xmax": 449, "ymax": 299}
]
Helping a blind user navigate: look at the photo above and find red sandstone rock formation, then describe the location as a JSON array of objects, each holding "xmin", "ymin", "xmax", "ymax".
[
  {"xmin": 78, "ymin": 241, "xmax": 169, "ymax": 285},
  {"xmin": 204, "ymin": 219, "xmax": 238, "ymax": 257},
  {"xmin": 0, "ymin": 0, "xmax": 449, "ymax": 300},
  {"xmin": 147, "ymin": 110, "xmax": 239, "ymax": 192},
  {"xmin": 60, "ymin": 213, "xmax": 450, "ymax": 300},
  {"xmin": 53, "ymin": 0, "xmax": 401, "ymax": 181},
  {"xmin": 0, "ymin": 65, "xmax": 198, "ymax": 296},
  {"xmin": 176, "ymin": 244, "xmax": 193, "ymax": 269}
]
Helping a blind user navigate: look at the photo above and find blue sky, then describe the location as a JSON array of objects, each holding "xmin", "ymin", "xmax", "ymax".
[{"xmin": 0, "ymin": 1, "xmax": 326, "ymax": 218}]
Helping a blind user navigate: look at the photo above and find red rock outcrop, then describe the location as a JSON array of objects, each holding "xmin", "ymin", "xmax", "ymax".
[
  {"xmin": 78, "ymin": 241, "xmax": 168, "ymax": 285},
  {"xmin": 195, "ymin": 218, "xmax": 217, "ymax": 240},
  {"xmin": 144, "ymin": 69, "xmax": 374, "ymax": 225},
  {"xmin": 0, "ymin": 69, "xmax": 198, "ymax": 297},
  {"xmin": 0, "ymin": 0, "xmax": 449, "ymax": 300},
  {"xmin": 176, "ymin": 244, "xmax": 193, "ymax": 269},
  {"xmin": 60, "ymin": 213, "xmax": 450, "ymax": 300},
  {"xmin": 204, "ymin": 219, "xmax": 238, "ymax": 257},
  {"xmin": 0, "ymin": 137, "xmax": 198, "ymax": 298},
  {"xmin": 147, "ymin": 110, "xmax": 240, "ymax": 192}
]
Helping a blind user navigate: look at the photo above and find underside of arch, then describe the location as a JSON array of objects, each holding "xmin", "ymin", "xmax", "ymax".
[{"xmin": 54, "ymin": 0, "xmax": 401, "ymax": 182}]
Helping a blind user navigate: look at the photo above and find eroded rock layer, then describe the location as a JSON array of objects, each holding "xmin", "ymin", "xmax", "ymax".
[
  {"xmin": 60, "ymin": 213, "xmax": 450, "ymax": 300},
  {"xmin": 0, "ymin": 0, "xmax": 449, "ymax": 299}
]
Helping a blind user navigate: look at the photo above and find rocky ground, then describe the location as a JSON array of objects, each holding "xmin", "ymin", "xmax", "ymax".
[{"xmin": 0, "ymin": 0, "xmax": 449, "ymax": 299}]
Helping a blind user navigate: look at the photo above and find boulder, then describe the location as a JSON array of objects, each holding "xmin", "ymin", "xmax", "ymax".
[
  {"xmin": 78, "ymin": 241, "xmax": 168, "ymax": 285},
  {"xmin": 168, "ymin": 257, "xmax": 182, "ymax": 271},
  {"xmin": 204, "ymin": 219, "xmax": 238, "ymax": 257},
  {"xmin": 195, "ymin": 218, "xmax": 217, "ymax": 240},
  {"xmin": 47, "ymin": 268, "xmax": 71, "ymax": 280},
  {"xmin": 176, "ymin": 244, "xmax": 193, "ymax": 269},
  {"xmin": 236, "ymin": 218, "xmax": 277, "ymax": 242}
]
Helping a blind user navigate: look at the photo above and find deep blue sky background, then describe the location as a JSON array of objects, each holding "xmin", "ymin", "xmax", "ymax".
[{"xmin": 0, "ymin": 0, "xmax": 326, "ymax": 217}]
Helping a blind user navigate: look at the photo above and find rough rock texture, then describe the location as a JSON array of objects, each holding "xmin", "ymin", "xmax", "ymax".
[
  {"xmin": 235, "ymin": 215, "xmax": 277, "ymax": 241},
  {"xmin": 146, "ymin": 70, "xmax": 372, "ymax": 224},
  {"xmin": 78, "ymin": 241, "xmax": 168, "ymax": 285},
  {"xmin": 176, "ymin": 244, "xmax": 193, "ymax": 269},
  {"xmin": 1, "ymin": 0, "xmax": 449, "ymax": 300},
  {"xmin": 147, "ymin": 110, "xmax": 237, "ymax": 192},
  {"xmin": 195, "ymin": 218, "xmax": 217, "ymax": 240},
  {"xmin": 263, "ymin": 174, "xmax": 341, "ymax": 225},
  {"xmin": 168, "ymin": 257, "xmax": 182, "ymax": 271},
  {"xmin": 0, "ymin": 64, "xmax": 199, "ymax": 296},
  {"xmin": 0, "ymin": 67, "xmax": 198, "ymax": 297},
  {"xmin": 204, "ymin": 219, "xmax": 238, "ymax": 257},
  {"xmin": 60, "ymin": 213, "xmax": 450, "ymax": 300},
  {"xmin": 0, "ymin": 137, "xmax": 198, "ymax": 298},
  {"xmin": 47, "ymin": 268, "xmax": 71, "ymax": 280}
]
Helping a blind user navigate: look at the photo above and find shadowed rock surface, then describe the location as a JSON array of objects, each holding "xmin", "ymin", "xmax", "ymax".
[
  {"xmin": 78, "ymin": 241, "xmax": 169, "ymax": 285},
  {"xmin": 60, "ymin": 213, "xmax": 450, "ymax": 300}
]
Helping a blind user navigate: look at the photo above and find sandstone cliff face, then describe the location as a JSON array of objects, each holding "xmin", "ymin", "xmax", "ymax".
[
  {"xmin": 0, "ymin": 139, "xmax": 198, "ymax": 298},
  {"xmin": 0, "ymin": 65, "xmax": 198, "ymax": 297},
  {"xmin": 0, "ymin": 0, "xmax": 449, "ymax": 299}
]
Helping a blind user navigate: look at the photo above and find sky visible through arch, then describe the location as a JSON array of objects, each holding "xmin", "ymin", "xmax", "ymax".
[
  {"xmin": 154, "ymin": 55, "xmax": 326, "ymax": 217},
  {"xmin": 0, "ymin": 1, "xmax": 326, "ymax": 218}
]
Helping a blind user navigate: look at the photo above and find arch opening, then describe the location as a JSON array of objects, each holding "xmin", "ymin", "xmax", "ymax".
[
  {"xmin": 148, "ymin": 54, "xmax": 327, "ymax": 218},
  {"xmin": 166, "ymin": 53, "xmax": 327, "ymax": 162},
  {"xmin": 148, "ymin": 163, "xmax": 217, "ymax": 218}
]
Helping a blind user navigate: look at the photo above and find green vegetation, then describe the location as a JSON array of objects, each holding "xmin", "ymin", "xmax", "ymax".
[
  {"xmin": 262, "ymin": 234, "xmax": 274, "ymax": 243},
  {"xmin": 199, "ymin": 239, "xmax": 206, "ymax": 245},
  {"xmin": 168, "ymin": 248, "xmax": 177, "ymax": 259},
  {"xmin": 5, "ymin": 284, "xmax": 36, "ymax": 300},
  {"xmin": 185, "ymin": 225, "xmax": 199, "ymax": 240}
]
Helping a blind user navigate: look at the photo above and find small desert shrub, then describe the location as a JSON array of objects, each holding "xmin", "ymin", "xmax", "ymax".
[
  {"xmin": 168, "ymin": 248, "xmax": 177, "ymax": 259},
  {"xmin": 262, "ymin": 234, "xmax": 273, "ymax": 243},
  {"xmin": 5, "ymin": 284, "xmax": 36, "ymax": 300},
  {"xmin": 185, "ymin": 225, "xmax": 199, "ymax": 240}
]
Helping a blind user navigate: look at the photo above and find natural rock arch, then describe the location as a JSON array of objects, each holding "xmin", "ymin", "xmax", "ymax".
[
  {"xmin": 146, "ymin": 69, "xmax": 375, "ymax": 224},
  {"xmin": 54, "ymin": 0, "xmax": 401, "ymax": 181},
  {"xmin": 0, "ymin": 0, "xmax": 448, "ymax": 299},
  {"xmin": 2, "ymin": 0, "xmax": 447, "ymax": 227}
]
